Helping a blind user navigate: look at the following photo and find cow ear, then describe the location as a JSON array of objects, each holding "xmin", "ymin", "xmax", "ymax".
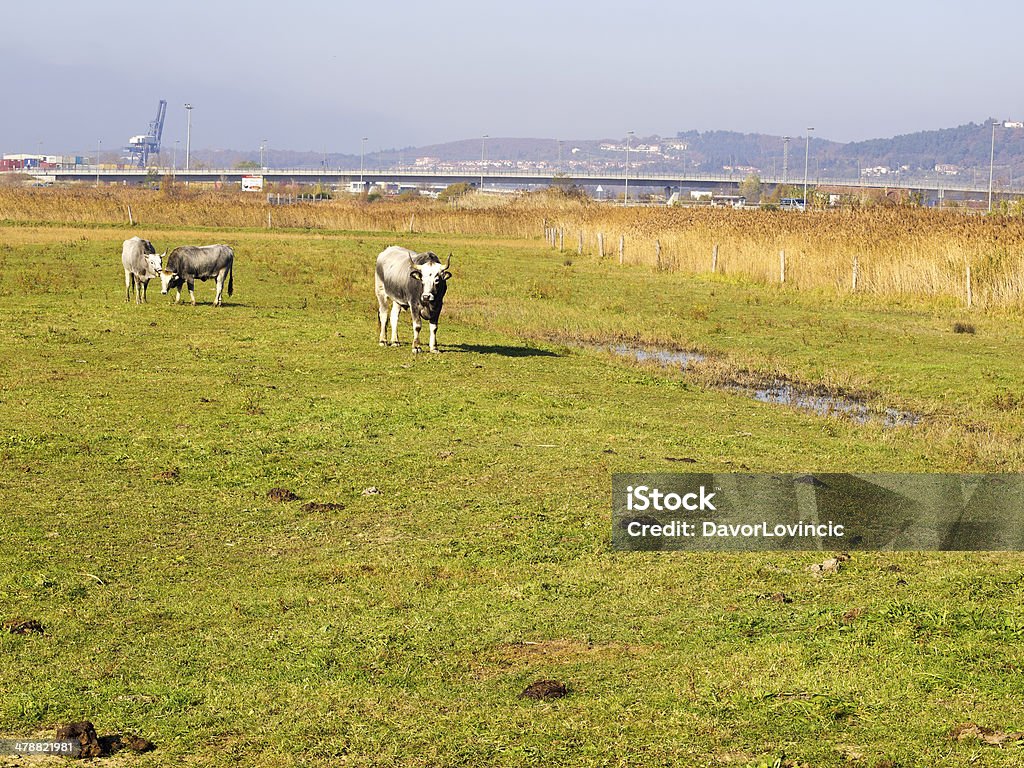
[
  {"xmin": 441, "ymin": 271, "xmax": 452, "ymax": 280},
  {"xmin": 410, "ymin": 269, "xmax": 423, "ymax": 281}
]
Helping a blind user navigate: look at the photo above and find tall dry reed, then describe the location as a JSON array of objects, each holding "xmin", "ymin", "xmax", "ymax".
[{"xmin": 1, "ymin": 187, "xmax": 1022, "ymax": 307}]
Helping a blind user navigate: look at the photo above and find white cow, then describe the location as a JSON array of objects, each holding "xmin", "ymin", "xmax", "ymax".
[
  {"xmin": 121, "ymin": 237, "xmax": 163, "ymax": 304},
  {"xmin": 375, "ymin": 246, "xmax": 451, "ymax": 353}
]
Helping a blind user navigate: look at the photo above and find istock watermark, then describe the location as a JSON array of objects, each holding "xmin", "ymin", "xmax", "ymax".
[
  {"xmin": 612, "ymin": 473, "xmax": 1024, "ymax": 551},
  {"xmin": 0, "ymin": 740, "xmax": 80, "ymax": 757}
]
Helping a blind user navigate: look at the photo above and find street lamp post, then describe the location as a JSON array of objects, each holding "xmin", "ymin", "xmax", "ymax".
[
  {"xmin": 624, "ymin": 130, "xmax": 634, "ymax": 204},
  {"xmin": 803, "ymin": 127, "xmax": 814, "ymax": 210},
  {"xmin": 987, "ymin": 120, "xmax": 1023, "ymax": 211},
  {"xmin": 260, "ymin": 140, "xmax": 265, "ymax": 170},
  {"xmin": 184, "ymin": 103, "xmax": 192, "ymax": 172},
  {"xmin": 95, "ymin": 139, "xmax": 101, "ymax": 186},
  {"xmin": 360, "ymin": 137, "xmax": 367, "ymax": 187},
  {"xmin": 782, "ymin": 136, "xmax": 790, "ymax": 184},
  {"xmin": 989, "ymin": 120, "xmax": 999, "ymax": 213},
  {"xmin": 480, "ymin": 134, "xmax": 488, "ymax": 191}
]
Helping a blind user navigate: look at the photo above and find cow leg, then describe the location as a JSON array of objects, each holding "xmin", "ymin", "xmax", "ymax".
[
  {"xmin": 428, "ymin": 322, "xmax": 439, "ymax": 353},
  {"xmin": 378, "ymin": 299, "xmax": 389, "ymax": 345},
  {"xmin": 389, "ymin": 303, "xmax": 401, "ymax": 346},
  {"xmin": 214, "ymin": 273, "xmax": 224, "ymax": 306},
  {"xmin": 374, "ymin": 277, "xmax": 390, "ymax": 346},
  {"xmin": 125, "ymin": 270, "xmax": 133, "ymax": 302},
  {"xmin": 187, "ymin": 280, "xmax": 196, "ymax": 306},
  {"xmin": 174, "ymin": 287, "xmax": 182, "ymax": 304},
  {"xmin": 134, "ymin": 275, "xmax": 144, "ymax": 304},
  {"xmin": 141, "ymin": 279, "xmax": 148, "ymax": 304},
  {"xmin": 411, "ymin": 315, "xmax": 423, "ymax": 354}
]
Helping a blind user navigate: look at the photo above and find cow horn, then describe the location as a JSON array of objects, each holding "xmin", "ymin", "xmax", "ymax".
[{"xmin": 444, "ymin": 253, "xmax": 451, "ymax": 270}]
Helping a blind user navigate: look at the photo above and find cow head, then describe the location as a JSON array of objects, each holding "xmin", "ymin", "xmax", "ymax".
[
  {"xmin": 160, "ymin": 266, "xmax": 183, "ymax": 294},
  {"xmin": 409, "ymin": 253, "xmax": 452, "ymax": 304},
  {"xmin": 146, "ymin": 251, "xmax": 165, "ymax": 280}
]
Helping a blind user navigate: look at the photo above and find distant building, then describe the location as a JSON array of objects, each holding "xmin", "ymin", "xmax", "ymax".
[
  {"xmin": 600, "ymin": 142, "xmax": 661, "ymax": 154},
  {"xmin": 2, "ymin": 153, "xmax": 83, "ymax": 169},
  {"xmin": 711, "ymin": 194, "xmax": 746, "ymax": 208},
  {"xmin": 724, "ymin": 165, "xmax": 760, "ymax": 175}
]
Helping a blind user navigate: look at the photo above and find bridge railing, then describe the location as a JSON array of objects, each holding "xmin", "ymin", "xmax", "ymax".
[{"xmin": 14, "ymin": 165, "xmax": 1017, "ymax": 195}]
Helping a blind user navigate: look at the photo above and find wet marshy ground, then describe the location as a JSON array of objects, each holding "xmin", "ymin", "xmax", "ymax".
[{"xmin": 595, "ymin": 342, "xmax": 921, "ymax": 428}]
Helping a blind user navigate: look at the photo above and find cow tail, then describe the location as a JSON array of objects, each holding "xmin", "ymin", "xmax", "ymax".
[{"xmin": 228, "ymin": 264, "xmax": 234, "ymax": 297}]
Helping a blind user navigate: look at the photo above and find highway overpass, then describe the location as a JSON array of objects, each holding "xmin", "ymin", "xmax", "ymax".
[{"xmin": 7, "ymin": 166, "xmax": 1017, "ymax": 202}]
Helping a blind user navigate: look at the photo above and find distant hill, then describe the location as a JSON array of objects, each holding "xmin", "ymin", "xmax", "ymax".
[
  {"xmin": 834, "ymin": 122, "xmax": 1018, "ymax": 177},
  {"xmin": 181, "ymin": 120, "xmax": 1024, "ymax": 183},
  {"xmin": 673, "ymin": 122, "xmax": 1024, "ymax": 180}
]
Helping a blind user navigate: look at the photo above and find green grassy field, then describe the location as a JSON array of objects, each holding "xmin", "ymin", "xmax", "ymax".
[{"xmin": 1, "ymin": 220, "xmax": 1023, "ymax": 767}]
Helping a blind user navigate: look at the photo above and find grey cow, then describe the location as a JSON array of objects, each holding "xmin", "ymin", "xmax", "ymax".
[
  {"xmin": 375, "ymin": 245, "xmax": 451, "ymax": 353},
  {"xmin": 121, "ymin": 236, "xmax": 163, "ymax": 304},
  {"xmin": 160, "ymin": 244, "xmax": 234, "ymax": 306}
]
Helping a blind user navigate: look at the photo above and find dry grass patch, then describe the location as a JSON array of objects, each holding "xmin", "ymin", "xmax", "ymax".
[{"xmin": 469, "ymin": 639, "xmax": 653, "ymax": 680}]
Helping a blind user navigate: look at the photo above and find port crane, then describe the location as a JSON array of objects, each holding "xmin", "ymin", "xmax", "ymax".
[{"xmin": 124, "ymin": 100, "xmax": 167, "ymax": 167}]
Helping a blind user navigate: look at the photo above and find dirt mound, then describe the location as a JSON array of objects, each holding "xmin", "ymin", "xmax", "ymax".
[
  {"xmin": 301, "ymin": 501, "xmax": 345, "ymax": 512},
  {"xmin": 4, "ymin": 619, "xmax": 44, "ymax": 635},
  {"xmin": 518, "ymin": 679, "xmax": 568, "ymax": 701},
  {"xmin": 267, "ymin": 487, "xmax": 299, "ymax": 502},
  {"xmin": 55, "ymin": 721, "xmax": 155, "ymax": 758}
]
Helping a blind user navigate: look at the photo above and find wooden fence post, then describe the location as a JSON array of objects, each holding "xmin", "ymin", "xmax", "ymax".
[
  {"xmin": 578, "ymin": 231, "xmax": 583, "ymax": 255},
  {"xmin": 598, "ymin": 233, "xmax": 604, "ymax": 258},
  {"xmin": 619, "ymin": 235, "xmax": 625, "ymax": 265},
  {"xmin": 779, "ymin": 250, "xmax": 786, "ymax": 283},
  {"xmin": 712, "ymin": 243, "xmax": 719, "ymax": 273},
  {"xmin": 655, "ymin": 239, "xmax": 662, "ymax": 270},
  {"xmin": 852, "ymin": 255, "xmax": 859, "ymax": 292},
  {"xmin": 127, "ymin": 204, "xmax": 134, "ymax": 226},
  {"xmin": 267, "ymin": 211, "xmax": 272, "ymax": 229},
  {"xmin": 966, "ymin": 264, "xmax": 973, "ymax": 308}
]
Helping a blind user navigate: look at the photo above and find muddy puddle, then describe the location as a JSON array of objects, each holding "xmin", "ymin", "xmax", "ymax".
[
  {"xmin": 593, "ymin": 343, "xmax": 921, "ymax": 428},
  {"xmin": 748, "ymin": 383, "xmax": 920, "ymax": 427},
  {"xmin": 607, "ymin": 344, "xmax": 707, "ymax": 369}
]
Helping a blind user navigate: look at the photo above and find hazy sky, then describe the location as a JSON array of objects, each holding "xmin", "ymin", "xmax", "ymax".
[{"xmin": 3, "ymin": 0, "xmax": 1022, "ymax": 156}]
